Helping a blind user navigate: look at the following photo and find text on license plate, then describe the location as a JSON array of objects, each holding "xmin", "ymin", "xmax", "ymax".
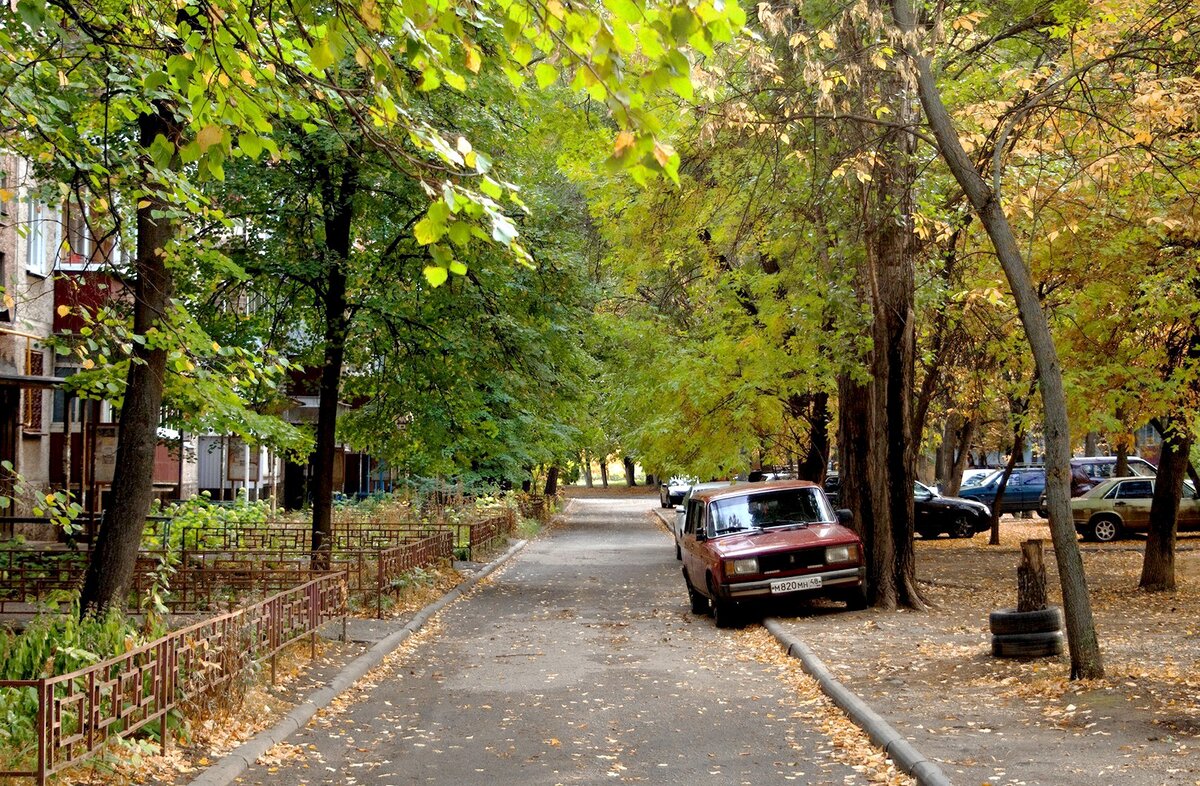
[{"xmin": 770, "ymin": 575, "xmax": 822, "ymax": 594}]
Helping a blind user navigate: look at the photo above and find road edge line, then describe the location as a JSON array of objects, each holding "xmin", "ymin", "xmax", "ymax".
[
  {"xmin": 186, "ymin": 538, "xmax": 528, "ymax": 786},
  {"xmin": 762, "ymin": 617, "xmax": 954, "ymax": 786}
]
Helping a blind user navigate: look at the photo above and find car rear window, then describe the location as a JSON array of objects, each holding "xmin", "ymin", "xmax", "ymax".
[{"xmin": 709, "ymin": 488, "xmax": 833, "ymax": 536}]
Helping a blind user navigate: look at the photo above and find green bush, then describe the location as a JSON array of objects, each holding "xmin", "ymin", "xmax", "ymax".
[
  {"xmin": 0, "ymin": 609, "xmax": 153, "ymax": 761},
  {"xmin": 144, "ymin": 491, "xmax": 272, "ymax": 552}
]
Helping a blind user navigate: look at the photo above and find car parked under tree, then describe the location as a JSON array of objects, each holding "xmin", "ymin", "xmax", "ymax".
[{"xmin": 678, "ymin": 480, "xmax": 867, "ymax": 627}]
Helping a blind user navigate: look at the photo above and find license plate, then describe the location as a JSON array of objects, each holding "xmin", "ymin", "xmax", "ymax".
[{"xmin": 770, "ymin": 575, "xmax": 822, "ymax": 594}]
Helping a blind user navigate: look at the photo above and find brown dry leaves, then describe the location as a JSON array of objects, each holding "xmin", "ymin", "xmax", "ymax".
[{"xmin": 733, "ymin": 626, "xmax": 916, "ymax": 786}]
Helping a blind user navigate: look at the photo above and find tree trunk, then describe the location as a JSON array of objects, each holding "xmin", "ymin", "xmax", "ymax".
[
  {"xmin": 1084, "ymin": 431, "xmax": 1099, "ymax": 456},
  {"xmin": 80, "ymin": 106, "xmax": 178, "ymax": 617},
  {"xmin": 990, "ymin": 431, "xmax": 1024, "ymax": 546},
  {"xmin": 582, "ymin": 451, "xmax": 594, "ymax": 487},
  {"xmin": 1141, "ymin": 418, "xmax": 1193, "ymax": 591},
  {"xmin": 1017, "ymin": 539, "xmax": 1048, "ymax": 612},
  {"xmin": 892, "ymin": 0, "xmax": 1103, "ymax": 678},
  {"xmin": 544, "ymin": 465, "xmax": 560, "ymax": 497},
  {"xmin": 1115, "ymin": 432, "xmax": 1130, "ymax": 477},
  {"xmin": 945, "ymin": 415, "xmax": 976, "ymax": 497},
  {"xmin": 600, "ymin": 460, "xmax": 608, "ymax": 488},
  {"xmin": 623, "ymin": 455, "xmax": 637, "ymax": 486},
  {"xmin": 311, "ymin": 157, "xmax": 358, "ymax": 570},
  {"xmin": 837, "ymin": 372, "xmax": 874, "ymax": 548},
  {"xmin": 866, "ymin": 63, "xmax": 921, "ymax": 611},
  {"xmin": 798, "ymin": 392, "xmax": 830, "ymax": 483}
]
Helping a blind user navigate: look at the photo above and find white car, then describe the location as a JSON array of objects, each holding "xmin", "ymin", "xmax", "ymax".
[
  {"xmin": 659, "ymin": 476, "xmax": 696, "ymax": 508},
  {"xmin": 673, "ymin": 480, "xmax": 738, "ymax": 559},
  {"xmin": 959, "ymin": 469, "xmax": 998, "ymax": 489}
]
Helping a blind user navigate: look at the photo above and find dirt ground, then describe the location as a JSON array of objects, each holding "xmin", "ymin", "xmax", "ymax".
[{"xmin": 773, "ymin": 517, "xmax": 1200, "ymax": 786}]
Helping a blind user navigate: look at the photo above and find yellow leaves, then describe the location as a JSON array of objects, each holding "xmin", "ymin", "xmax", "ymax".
[
  {"xmin": 613, "ymin": 130, "xmax": 635, "ymax": 155},
  {"xmin": 546, "ymin": 0, "xmax": 565, "ymax": 20},
  {"xmin": 652, "ymin": 141, "xmax": 673, "ymax": 168},
  {"xmin": 196, "ymin": 124, "xmax": 223, "ymax": 152},
  {"xmin": 950, "ymin": 10, "xmax": 987, "ymax": 32},
  {"xmin": 464, "ymin": 42, "xmax": 482, "ymax": 74},
  {"xmin": 360, "ymin": 0, "xmax": 382, "ymax": 30},
  {"xmin": 816, "ymin": 29, "xmax": 836, "ymax": 50},
  {"xmin": 81, "ymin": 358, "xmax": 95, "ymax": 370},
  {"xmin": 56, "ymin": 305, "xmax": 70, "ymax": 317}
]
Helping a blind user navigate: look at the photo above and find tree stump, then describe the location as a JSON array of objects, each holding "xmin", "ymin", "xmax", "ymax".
[{"xmin": 1017, "ymin": 539, "xmax": 1047, "ymax": 612}]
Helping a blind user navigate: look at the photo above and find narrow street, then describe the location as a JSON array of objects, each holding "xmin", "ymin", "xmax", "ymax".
[{"xmin": 237, "ymin": 494, "xmax": 879, "ymax": 785}]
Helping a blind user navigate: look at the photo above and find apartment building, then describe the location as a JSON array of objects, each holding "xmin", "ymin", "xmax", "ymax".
[{"xmin": 0, "ymin": 155, "xmax": 59, "ymax": 511}]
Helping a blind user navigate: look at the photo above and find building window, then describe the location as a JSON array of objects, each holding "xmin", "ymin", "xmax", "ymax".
[
  {"xmin": 23, "ymin": 351, "xmax": 45, "ymax": 433},
  {"xmin": 63, "ymin": 198, "xmax": 91, "ymax": 266},
  {"xmin": 24, "ymin": 196, "xmax": 56, "ymax": 277}
]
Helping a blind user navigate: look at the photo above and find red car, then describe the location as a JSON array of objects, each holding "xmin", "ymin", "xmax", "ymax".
[{"xmin": 679, "ymin": 480, "xmax": 867, "ymax": 627}]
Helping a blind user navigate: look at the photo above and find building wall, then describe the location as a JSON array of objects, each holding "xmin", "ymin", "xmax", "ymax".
[
  {"xmin": 0, "ymin": 154, "xmax": 57, "ymax": 500},
  {"xmin": 197, "ymin": 434, "xmax": 281, "ymax": 502}
]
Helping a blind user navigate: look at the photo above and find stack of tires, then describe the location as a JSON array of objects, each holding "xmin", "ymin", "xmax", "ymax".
[{"xmin": 989, "ymin": 606, "xmax": 1064, "ymax": 657}]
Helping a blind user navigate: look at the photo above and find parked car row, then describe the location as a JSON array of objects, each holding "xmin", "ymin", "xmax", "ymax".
[
  {"xmin": 824, "ymin": 474, "xmax": 992, "ymax": 539},
  {"xmin": 665, "ymin": 456, "xmax": 1171, "ymax": 628}
]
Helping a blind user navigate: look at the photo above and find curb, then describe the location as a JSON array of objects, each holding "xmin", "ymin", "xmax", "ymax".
[
  {"xmin": 762, "ymin": 618, "xmax": 953, "ymax": 786},
  {"xmin": 187, "ymin": 538, "xmax": 528, "ymax": 786}
]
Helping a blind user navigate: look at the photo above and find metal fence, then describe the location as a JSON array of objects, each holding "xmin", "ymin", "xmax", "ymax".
[
  {"xmin": 0, "ymin": 572, "xmax": 347, "ymax": 785},
  {"xmin": 0, "ymin": 532, "xmax": 456, "ymax": 617}
]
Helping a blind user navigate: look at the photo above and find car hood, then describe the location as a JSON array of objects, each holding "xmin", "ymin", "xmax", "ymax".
[
  {"xmin": 925, "ymin": 495, "xmax": 989, "ymax": 512},
  {"xmin": 710, "ymin": 523, "xmax": 859, "ymax": 558}
]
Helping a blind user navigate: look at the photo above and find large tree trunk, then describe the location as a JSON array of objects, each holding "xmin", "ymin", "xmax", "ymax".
[
  {"xmin": 311, "ymin": 157, "xmax": 358, "ymax": 569},
  {"xmin": 865, "ymin": 62, "xmax": 922, "ymax": 610},
  {"xmin": 892, "ymin": 0, "xmax": 1103, "ymax": 679},
  {"xmin": 837, "ymin": 372, "xmax": 874, "ymax": 551},
  {"xmin": 582, "ymin": 450, "xmax": 594, "ymax": 487},
  {"xmin": 1140, "ymin": 417, "xmax": 1192, "ymax": 591},
  {"xmin": 600, "ymin": 460, "xmax": 608, "ymax": 488},
  {"xmin": 80, "ymin": 107, "xmax": 178, "ymax": 617},
  {"xmin": 1084, "ymin": 431, "xmax": 1099, "ymax": 456},
  {"xmin": 790, "ymin": 392, "xmax": 830, "ymax": 483},
  {"xmin": 622, "ymin": 455, "xmax": 637, "ymax": 486},
  {"xmin": 544, "ymin": 465, "xmax": 560, "ymax": 497}
]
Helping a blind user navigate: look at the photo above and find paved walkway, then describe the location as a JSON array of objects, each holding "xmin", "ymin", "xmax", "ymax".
[{"xmin": 233, "ymin": 495, "xmax": 878, "ymax": 785}]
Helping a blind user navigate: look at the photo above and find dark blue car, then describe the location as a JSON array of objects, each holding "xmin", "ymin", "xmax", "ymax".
[{"xmin": 957, "ymin": 469, "xmax": 1046, "ymax": 515}]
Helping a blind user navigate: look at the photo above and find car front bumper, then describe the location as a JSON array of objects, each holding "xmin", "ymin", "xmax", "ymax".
[{"xmin": 722, "ymin": 566, "xmax": 865, "ymax": 599}]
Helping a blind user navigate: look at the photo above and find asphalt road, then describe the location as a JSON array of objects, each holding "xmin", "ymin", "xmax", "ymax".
[{"xmin": 235, "ymin": 495, "xmax": 869, "ymax": 785}]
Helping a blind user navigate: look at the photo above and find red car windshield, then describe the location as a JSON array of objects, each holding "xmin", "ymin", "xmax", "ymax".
[{"xmin": 710, "ymin": 488, "xmax": 833, "ymax": 536}]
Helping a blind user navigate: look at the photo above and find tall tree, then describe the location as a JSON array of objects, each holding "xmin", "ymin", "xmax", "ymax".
[{"xmin": 890, "ymin": 0, "xmax": 1104, "ymax": 678}]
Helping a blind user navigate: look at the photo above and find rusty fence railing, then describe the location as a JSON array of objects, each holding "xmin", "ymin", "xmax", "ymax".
[
  {"xmin": 0, "ymin": 572, "xmax": 347, "ymax": 785},
  {"xmin": 373, "ymin": 531, "xmax": 455, "ymax": 617},
  {"xmin": 466, "ymin": 511, "xmax": 518, "ymax": 559},
  {"xmin": 175, "ymin": 522, "xmax": 440, "ymax": 554},
  {"xmin": 0, "ymin": 534, "xmax": 455, "ymax": 617}
]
